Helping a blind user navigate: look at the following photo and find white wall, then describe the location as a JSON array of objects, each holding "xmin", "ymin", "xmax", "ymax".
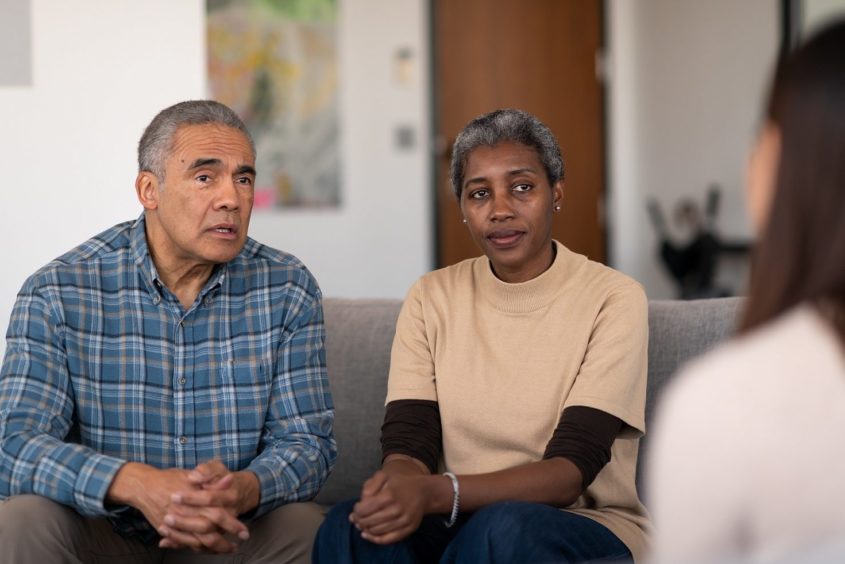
[
  {"xmin": 607, "ymin": 0, "xmax": 780, "ymax": 298},
  {"xmin": 0, "ymin": 0, "xmax": 206, "ymax": 360},
  {"xmin": 0, "ymin": 0, "xmax": 431, "ymax": 359},
  {"xmin": 249, "ymin": 0, "xmax": 431, "ymax": 302}
]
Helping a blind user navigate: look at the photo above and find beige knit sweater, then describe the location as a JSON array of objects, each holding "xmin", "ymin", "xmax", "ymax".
[{"xmin": 386, "ymin": 241, "xmax": 651, "ymax": 561}]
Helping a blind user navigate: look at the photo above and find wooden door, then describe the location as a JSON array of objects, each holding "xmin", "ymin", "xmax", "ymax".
[{"xmin": 435, "ymin": 0, "xmax": 606, "ymax": 266}]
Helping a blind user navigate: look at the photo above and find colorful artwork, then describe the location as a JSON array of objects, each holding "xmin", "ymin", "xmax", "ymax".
[{"xmin": 207, "ymin": 0, "xmax": 340, "ymax": 208}]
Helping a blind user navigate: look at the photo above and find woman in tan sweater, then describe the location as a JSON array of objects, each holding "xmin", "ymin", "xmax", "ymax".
[{"xmin": 315, "ymin": 109, "xmax": 650, "ymax": 563}]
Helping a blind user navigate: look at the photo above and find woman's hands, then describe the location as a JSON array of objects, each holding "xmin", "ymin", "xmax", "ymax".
[
  {"xmin": 350, "ymin": 455, "xmax": 452, "ymax": 545},
  {"xmin": 350, "ymin": 455, "xmax": 584, "ymax": 546},
  {"xmin": 350, "ymin": 471, "xmax": 427, "ymax": 544}
]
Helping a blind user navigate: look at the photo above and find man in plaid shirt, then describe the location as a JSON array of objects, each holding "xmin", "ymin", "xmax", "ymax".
[{"xmin": 0, "ymin": 101, "xmax": 336, "ymax": 562}]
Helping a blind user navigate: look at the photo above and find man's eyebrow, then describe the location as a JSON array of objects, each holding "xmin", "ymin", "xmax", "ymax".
[
  {"xmin": 187, "ymin": 157, "xmax": 223, "ymax": 170},
  {"xmin": 186, "ymin": 159, "xmax": 256, "ymax": 177}
]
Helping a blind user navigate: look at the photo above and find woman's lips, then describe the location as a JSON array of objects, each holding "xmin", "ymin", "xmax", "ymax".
[{"xmin": 487, "ymin": 229, "xmax": 524, "ymax": 248}]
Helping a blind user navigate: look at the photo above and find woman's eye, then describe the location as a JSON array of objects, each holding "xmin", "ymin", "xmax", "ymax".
[
  {"xmin": 513, "ymin": 183, "xmax": 533, "ymax": 192},
  {"xmin": 470, "ymin": 189, "xmax": 488, "ymax": 200}
]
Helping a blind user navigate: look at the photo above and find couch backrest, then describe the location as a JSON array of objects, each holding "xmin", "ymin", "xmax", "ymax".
[
  {"xmin": 638, "ymin": 298, "xmax": 743, "ymax": 502},
  {"xmin": 316, "ymin": 299, "xmax": 402, "ymax": 504},
  {"xmin": 316, "ymin": 296, "xmax": 743, "ymax": 505}
]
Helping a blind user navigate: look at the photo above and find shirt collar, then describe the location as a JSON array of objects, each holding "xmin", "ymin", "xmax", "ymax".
[{"xmin": 130, "ymin": 213, "xmax": 228, "ymax": 303}]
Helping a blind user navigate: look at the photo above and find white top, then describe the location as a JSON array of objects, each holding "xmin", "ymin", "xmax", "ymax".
[{"xmin": 648, "ymin": 306, "xmax": 845, "ymax": 563}]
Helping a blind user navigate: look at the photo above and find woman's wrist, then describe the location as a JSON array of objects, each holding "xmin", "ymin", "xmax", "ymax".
[
  {"xmin": 383, "ymin": 454, "xmax": 430, "ymax": 477},
  {"xmin": 422, "ymin": 473, "xmax": 457, "ymax": 514}
]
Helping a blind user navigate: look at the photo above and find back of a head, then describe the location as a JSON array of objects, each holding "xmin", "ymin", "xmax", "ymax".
[{"xmin": 743, "ymin": 20, "xmax": 845, "ymax": 335}]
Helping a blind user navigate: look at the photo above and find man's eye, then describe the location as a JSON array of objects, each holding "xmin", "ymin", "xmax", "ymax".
[
  {"xmin": 237, "ymin": 176, "xmax": 253, "ymax": 186},
  {"xmin": 197, "ymin": 174, "xmax": 211, "ymax": 182}
]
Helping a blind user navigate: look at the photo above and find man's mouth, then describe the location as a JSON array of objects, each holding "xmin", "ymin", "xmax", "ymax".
[{"xmin": 209, "ymin": 224, "xmax": 238, "ymax": 238}]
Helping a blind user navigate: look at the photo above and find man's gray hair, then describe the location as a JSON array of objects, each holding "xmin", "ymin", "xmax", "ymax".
[
  {"xmin": 138, "ymin": 100, "xmax": 255, "ymax": 181},
  {"xmin": 450, "ymin": 109, "xmax": 564, "ymax": 200}
]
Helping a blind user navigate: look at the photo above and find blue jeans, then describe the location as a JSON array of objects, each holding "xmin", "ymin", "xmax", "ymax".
[{"xmin": 313, "ymin": 498, "xmax": 632, "ymax": 563}]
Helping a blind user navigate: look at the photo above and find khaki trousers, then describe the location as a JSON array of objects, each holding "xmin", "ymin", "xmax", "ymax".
[{"xmin": 0, "ymin": 495, "xmax": 326, "ymax": 564}]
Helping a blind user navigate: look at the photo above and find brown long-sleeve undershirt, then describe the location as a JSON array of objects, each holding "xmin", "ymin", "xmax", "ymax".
[{"xmin": 381, "ymin": 399, "xmax": 622, "ymax": 489}]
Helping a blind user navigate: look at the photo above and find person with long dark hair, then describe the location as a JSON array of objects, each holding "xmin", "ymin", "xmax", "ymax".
[{"xmin": 649, "ymin": 20, "xmax": 845, "ymax": 562}]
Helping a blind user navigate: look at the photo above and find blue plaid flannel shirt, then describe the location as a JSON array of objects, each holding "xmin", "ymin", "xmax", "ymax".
[{"xmin": 0, "ymin": 215, "xmax": 336, "ymax": 541}]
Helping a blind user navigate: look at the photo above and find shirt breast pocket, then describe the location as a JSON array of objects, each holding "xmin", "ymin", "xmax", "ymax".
[{"xmin": 226, "ymin": 354, "xmax": 272, "ymax": 410}]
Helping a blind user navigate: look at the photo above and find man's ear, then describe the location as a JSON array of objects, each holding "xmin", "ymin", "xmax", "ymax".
[{"xmin": 136, "ymin": 172, "xmax": 160, "ymax": 210}]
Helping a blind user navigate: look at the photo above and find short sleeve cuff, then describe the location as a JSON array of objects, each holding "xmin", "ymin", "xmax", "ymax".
[{"xmin": 564, "ymin": 395, "xmax": 646, "ymax": 437}]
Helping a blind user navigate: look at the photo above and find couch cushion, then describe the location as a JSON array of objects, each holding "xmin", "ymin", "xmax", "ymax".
[
  {"xmin": 637, "ymin": 297, "xmax": 743, "ymax": 501},
  {"xmin": 315, "ymin": 298, "xmax": 402, "ymax": 504}
]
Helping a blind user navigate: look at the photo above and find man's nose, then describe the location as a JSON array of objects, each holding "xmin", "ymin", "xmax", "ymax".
[{"xmin": 215, "ymin": 178, "xmax": 240, "ymax": 210}]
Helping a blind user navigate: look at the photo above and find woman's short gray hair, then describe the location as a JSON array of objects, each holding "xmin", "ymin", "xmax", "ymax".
[
  {"xmin": 138, "ymin": 100, "xmax": 255, "ymax": 181},
  {"xmin": 450, "ymin": 109, "xmax": 564, "ymax": 200}
]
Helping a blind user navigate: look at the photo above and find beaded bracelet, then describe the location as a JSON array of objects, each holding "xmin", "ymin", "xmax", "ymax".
[{"xmin": 442, "ymin": 471, "xmax": 460, "ymax": 527}]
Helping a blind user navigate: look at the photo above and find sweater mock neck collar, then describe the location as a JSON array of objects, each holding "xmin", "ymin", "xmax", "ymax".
[{"xmin": 475, "ymin": 240, "xmax": 582, "ymax": 313}]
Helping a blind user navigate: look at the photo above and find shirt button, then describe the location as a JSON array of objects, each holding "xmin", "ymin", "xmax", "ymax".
[
  {"xmin": 178, "ymin": 436, "xmax": 188, "ymax": 445},
  {"xmin": 153, "ymin": 296, "xmax": 160, "ymax": 305},
  {"xmin": 178, "ymin": 377, "xmax": 186, "ymax": 385}
]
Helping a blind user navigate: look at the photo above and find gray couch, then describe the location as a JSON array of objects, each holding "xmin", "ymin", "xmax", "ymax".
[{"xmin": 315, "ymin": 297, "xmax": 744, "ymax": 507}]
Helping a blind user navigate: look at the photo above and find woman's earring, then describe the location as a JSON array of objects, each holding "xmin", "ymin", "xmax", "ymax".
[
  {"xmin": 462, "ymin": 218, "xmax": 468, "ymax": 224},
  {"xmin": 554, "ymin": 205, "xmax": 561, "ymax": 212}
]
